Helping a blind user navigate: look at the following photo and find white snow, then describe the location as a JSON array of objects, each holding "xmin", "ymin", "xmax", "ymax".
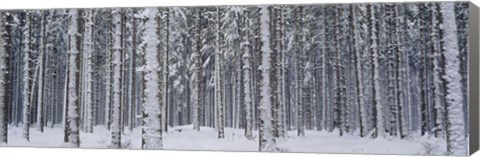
[{"xmin": 5, "ymin": 125, "xmax": 447, "ymax": 155}]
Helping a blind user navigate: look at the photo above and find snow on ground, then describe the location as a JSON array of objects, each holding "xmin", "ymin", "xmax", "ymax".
[{"xmin": 5, "ymin": 125, "xmax": 446, "ymax": 155}]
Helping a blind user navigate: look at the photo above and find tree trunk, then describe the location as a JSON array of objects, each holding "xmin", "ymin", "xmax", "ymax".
[
  {"xmin": 440, "ymin": 2, "xmax": 466, "ymax": 155},
  {"xmin": 21, "ymin": 11, "xmax": 31, "ymax": 141},
  {"xmin": 161, "ymin": 8, "xmax": 169, "ymax": 134},
  {"xmin": 369, "ymin": 4, "xmax": 385, "ymax": 138},
  {"xmin": 83, "ymin": 9, "xmax": 95, "ymax": 134},
  {"xmin": 105, "ymin": 11, "xmax": 113, "ymax": 131},
  {"xmin": 192, "ymin": 9, "xmax": 201, "ymax": 131},
  {"xmin": 110, "ymin": 8, "xmax": 123, "ymax": 148},
  {"xmin": 0, "ymin": 12, "xmax": 8, "ymax": 145},
  {"xmin": 141, "ymin": 8, "xmax": 163, "ymax": 150},
  {"xmin": 65, "ymin": 9, "xmax": 82, "ymax": 147},
  {"xmin": 295, "ymin": 6, "xmax": 305, "ymax": 137},
  {"xmin": 242, "ymin": 9, "xmax": 253, "ymax": 140},
  {"xmin": 258, "ymin": 5, "xmax": 276, "ymax": 152},
  {"xmin": 215, "ymin": 7, "xmax": 225, "ymax": 139},
  {"xmin": 351, "ymin": 4, "xmax": 366, "ymax": 137},
  {"xmin": 36, "ymin": 10, "xmax": 46, "ymax": 133},
  {"xmin": 128, "ymin": 9, "xmax": 137, "ymax": 132}
]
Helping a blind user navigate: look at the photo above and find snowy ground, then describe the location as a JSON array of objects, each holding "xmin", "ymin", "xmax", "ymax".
[{"xmin": 4, "ymin": 125, "xmax": 447, "ymax": 155}]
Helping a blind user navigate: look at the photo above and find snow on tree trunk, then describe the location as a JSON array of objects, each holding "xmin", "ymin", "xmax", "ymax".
[
  {"xmin": 418, "ymin": 3, "xmax": 429, "ymax": 136},
  {"xmin": 110, "ymin": 8, "xmax": 123, "ymax": 148},
  {"xmin": 65, "ymin": 9, "xmax": 81, "ymax": 147},
  {"xmin": 83, "ymin": 9, "xmax": 95, "ymax": 134},
  {"xmin": 127, "ymin": 8, "xmax": 136, "ymax": 132},
  {"xmin": 161, "ymin": 8, "xmax": 169, "ymax": 134},
  {"xmin": 430, "ymin": 3, "xmax": 446, "ymax": 138},
  {"xmin": 104, "ymin": 11, "xmax": 113, "ymax": 131},
  {"xmin": 280, "ymin": 7, "xmax": 288, "ymax": 136},
  {"xmin": 295, "ymin": 6, "xmax": 306, "ymax": 137},
  {"xmin": 351, "ymin": 4, "xmax": 367, "ymax": 138},
  {"xmin": 258, "ymin": 5, "xmax": 276, "ymax": 152},
  {"xmin": 215, "ymin": 7, "xmax": 225, "ymax": 139},
  {"xmin": 440, "ymin": 2, "xmax": 467, "ymax": 155},
  {"xmin": 385, "ymin": 3, "xmax": 400, "ymax": 137},
  {"xmin": 0, "ymin": 12, "xmax": 8, "ymax": 145},
  {"xmin": 36, "ymin": 10, "xmax": 46, "ymax": 133},
  {"xmin": 273, "ymin": 6, "xmax": 286, "ymax": 139},
  {"xmin": 21, "ymin": 11, "xmax": 31, "ymax": 141},
  {"xmin": 119, "ymin": 10, "xmax": 127, "ymax": 134},
  {"xmin": 334, "ymin": 5, "xmax": 347, "ymax": 137},
  {"xmin": 369, "ymin": 4, "xmax": 385, "ymax": 138},
  {"xmin": 63, "ymin": 42, "xmax": 70, "ymax": 143},
  {"xmin": 395, "ymin": 4, "xmax": 408, "ymax": 138},
  {"xmin": 404, "ymin": 3, "xmax": 420, "ymax": 135},
  {"xmin": 192, "ymin": 9, "xmax": 201, "ymax": 131},
  {"xmin": 321, "ymin": 6, "xmax": 328, "ymax": 131},
  {"xmin": 141, "ymin": 8, "xmax": 163, "ymax": 150},
  {"xmin": 241, "ymin": 9, "xmax": 253, "ymax": 140}
]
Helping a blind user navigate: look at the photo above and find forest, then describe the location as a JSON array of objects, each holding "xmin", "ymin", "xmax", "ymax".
[{"xmin": 0, "ymin": 2, "xmax": 470, "ymax": 156}]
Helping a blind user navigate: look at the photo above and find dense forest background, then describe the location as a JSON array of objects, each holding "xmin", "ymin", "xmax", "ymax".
[{"xmin": 0, "ymin": 2, "xmax": 470, "ymax": 155}]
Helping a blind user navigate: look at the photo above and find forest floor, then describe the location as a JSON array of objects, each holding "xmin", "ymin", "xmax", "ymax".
[{"xmin": 5, "ymin": 125, "xmax": 446, "ymax": 155}]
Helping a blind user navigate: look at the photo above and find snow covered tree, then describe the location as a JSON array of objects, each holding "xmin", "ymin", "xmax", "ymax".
[
  {"xmin": 124, "ymin": 8, "xmax": 137, "ymax": 132},
  {"xmin": 242, "ymin": 8, "xmax": 253, "ymax": 140},
  {"xmin": 323, "ymin": 5, "xmax": 338, "ymax": 132},
  {"xmin": 272, "ymin": 6, "xmax": 286, "ymax": 139},
  {"xmin": 64, "ymin": 8, "xmax": 82, "ymax": 147},
  {"xmin": 294, "ymin": 6, "xmax": 306, "ymax": 137},
  {"xmin": 230, "ymin": 6, "xmax": 243, "ymax": 130},
  {"xmin": 404, "ymin": 3, "xmax": 421, "ymax": 135},
  {"xmin": 396, "ymin": 4, "xmax": 409, "ymax": 139},
  {"xmin": 110, "ymin": 8, "xmax": 123, "ymax": 148},
  {"xmin": 385, "ymin": 3, "xmax": 400, "ymax": 137},
  {"xmin": 440, "ymin": 2, "xmax": 467, "ymax": 155},
  {"xmin": 21, "ymin": 11, "xmax": 31, "ymax": 141},
  {"xmin": 192, "ymin": 8, "xmax": 201, "ymax": 131},
  {"xmin": 7, "ymin": 12, "xmax": 20, "ymax": 128},
  {"xmin": 418, "ymin": 3, "xmax": 432, "ymax": 136},
  {"xmin": 368, "ymin": 4, "xmax": 385, "ymax": 138},
  {"xmin": 35, "ymin": 10, "xmax": 47, "ymax": 133},
  {"xmin": 215, "ymin": 7, "xmax": 225, "ymax": 139},
  {"xmin": 334, "ymin": 4, "xmax": 348, "ymax": 137},
  {"xmin": 160, "ymin": 8, "xmax": 169, "ymax": 134},
  {"xmin": 104, "ymin": 9, "xmax": 113, "ymax": 131},
  {"xmin": 430, "ymin": 3, "xmax": 446, "ymax": 138},
  {"xmin": 453, "ymin": 3, "xmax": 469, "ymax": 137},
  {"xmin": 319, "ymin": 6, "xmax": 328, "ymax": 132},
  {"xmin": 125, "ymin": 7, "xmax": 135, "ymax": 135},
  {"xmin": 82, "ymin": 9, "xmax": 95, "ymax": 134},
  {"xmin": 0, "ymin": 12, "xmax": 8, "ymax": 145},
  {"xmin": 351, "ymin": 4, "xmax": 368, "ymax": 137},
  {"xmin": 141, "ymin": 8, "xmax": 163, "ymax": 150},
  {"xmin": 258, "ymin": 5, "xmax": 276, "ymax": 152}
]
